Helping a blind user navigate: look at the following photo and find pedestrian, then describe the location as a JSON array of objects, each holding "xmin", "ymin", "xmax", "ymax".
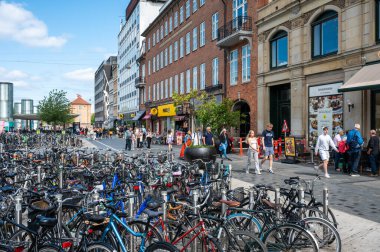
[
  {"xmin": 146, "ymin": 130, "xmax": 152, "ymax": 149},
  {"xmin": 124, "ymin": 127, "xmax": 132, "ymax": 151},
  {"xmin": 314, "ymin": 126, "xmax": 339, "ymax": 178},
  {"xmin": 135, "ymin": 128, "xmax": 140, "ymax": 149},
  {"xmin": 203, "ymin": 127, "xmax": 215, "ymax": 146},
  {"xmin": 142, "ymin": 125, "xmax": 147, "ymax": 142},
  {"xmin": 131, "ymin": 130, "xmax": 136, "ymax": 150},
  {"xmin": 367, "ymin": 129, "xmax": 379, "ymax": 176},
  {"xmin": 219, "ymin": 128, "xmax": 232, "ymax": 161},
  {"xmin": 333, "ymin": 130, "xmax": 345, "ymax": 172},
  {"xmin": 180, "ymin": 130, "xmax": 192, "ymax": 159},
  {"xmin": 85, "ymin": 127, "xmax": 88, "ymax": 136},
  {"xmin": 167, "ymin": 129, "xmax": 174, "ymax": 152},
  {"xmin": 246, "ymin": 130, "xmax": 260, "ymax": 174},
  {"xmin": 346, "ymin": 124, "xmax": 364, "ymax": 177},
  {"xmin": 260, "ymin": 123, "xmax": 275, "ymax": 174},
  {"xmin": 192, "ymin": 128, "xmax": 203, "ymax": 146}
]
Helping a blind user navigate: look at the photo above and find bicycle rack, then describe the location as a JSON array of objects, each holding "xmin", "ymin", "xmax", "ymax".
[
  {"xmin": 37, "ymin": 165, "xmax": 42, "ymax": 185},
  {"xmin": 192, "ymin": 190, "xmax": 199, "ymax": 252},
  {"xmin": 161, "ymin": 191, "xmax": 167, "ymax": 222},
  {"xmin": 221, "ymin": 189, "xmax": 227, "ymax": 216},
  {"xmin": 275, "ymin": 187, "xmax": 281, "ymax": 219},
  {"xmin": 249, "ymin": 187, "xmax": 255, "ymax": 209},
  {"xmin": 323, "ymin": 187, "xmax": 329, "ymax": 216},
  {"xmin": 93, "ymin": 192, "xmax": 100, "ymax": 214},
  {"xmin": 15, "ymin": 194, "xmax": 23, "ymax": 231},
  {"xmin": 128, "ymin": 191, "xmax": 135, "ymax": 251}
]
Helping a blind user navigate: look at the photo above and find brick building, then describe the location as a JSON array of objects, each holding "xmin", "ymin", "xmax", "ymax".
[{"xmin": 138, "ymin": 0, "xmax": 226, "ymax": 134}]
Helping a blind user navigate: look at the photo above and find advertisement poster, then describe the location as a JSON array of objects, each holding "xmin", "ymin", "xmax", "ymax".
[
  {"xmin": 309, "ymin": 83, "xmax": 343, "ymax": 146},
  {"xmin": 285, "ymin": 137, "xmax": 296, "ymax": 157}
]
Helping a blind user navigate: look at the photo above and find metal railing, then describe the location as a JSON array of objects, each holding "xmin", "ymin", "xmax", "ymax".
[
  {"xmin": 205, "ymin": 83, "xmax": 223, "ymax": 92},
  {"xmin": 217, "ymin": 16, "xmax": 252, "ymax": 41}
]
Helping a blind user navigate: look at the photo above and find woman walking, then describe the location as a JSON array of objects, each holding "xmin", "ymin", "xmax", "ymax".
[
  {"xmin": 246, "ymin": 130, "xmax": 261, "ymax": 174},
  {"xmin": 167, "ymin": 129, "xmax": 174, "ymax": 152},
  {"xmin": 180, "ymin": 130, "xmax": 192, "ymax": 159},
  {"xmin": 146, "ymin": 130, "xmax": 152, "ymax": 149},
  {"xmin": 219, "ymin": 128, "xmax": 232, "ymax": 161}
]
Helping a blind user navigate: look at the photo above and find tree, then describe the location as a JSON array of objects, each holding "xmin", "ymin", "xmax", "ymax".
[
  {"xmin": 38, "ymin": 89, "xmax": 72, "ymax": 129},
  {"xmin": 91, "ymin": 113, "xmax": 95, "ymax": 125}
]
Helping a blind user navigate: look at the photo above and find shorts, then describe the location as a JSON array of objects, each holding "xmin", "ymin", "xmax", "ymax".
[
  {"xmin": 264, "ymin": 147, "xmax": 274, "ymax": 156},
  {"xmin": 319, "ymin": 150, "xmax": 330, "ymax": 161}
]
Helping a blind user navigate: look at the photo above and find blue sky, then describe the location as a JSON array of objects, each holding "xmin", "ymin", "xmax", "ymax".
[{"xmin": 0, "ymin": 0, "xmax": 129, "ymax": 105}]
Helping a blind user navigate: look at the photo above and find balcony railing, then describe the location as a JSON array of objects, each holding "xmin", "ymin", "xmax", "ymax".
[
  {"xmin": 135, "ymin": 77, "xmax": 146, "ymax": 89},
  {"xmin": 204, "ymin": 83, "xmax": 223, "ymax": 93},
  {"xmin": 217, "ymin": 16, "xmax": 252, "ymax": 47}
]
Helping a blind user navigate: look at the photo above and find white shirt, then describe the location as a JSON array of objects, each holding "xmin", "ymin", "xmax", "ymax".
[
  {"xmin": 315, "ymin": 134, "xmax": 338, "ymax": 154},
  {"xmin": 333, "ymin": 134, "xmax": 341, "ymax": 146}
]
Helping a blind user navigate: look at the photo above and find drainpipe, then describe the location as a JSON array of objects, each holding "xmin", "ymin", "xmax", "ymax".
[{"xmin": 221, "ymin": 0, "xmax": 227, "ymax": 99}]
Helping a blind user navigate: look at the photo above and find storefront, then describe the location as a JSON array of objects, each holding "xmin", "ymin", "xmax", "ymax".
[{"xmin": 157, "ymin": 104, "xmax": 176, "ymax": 134}]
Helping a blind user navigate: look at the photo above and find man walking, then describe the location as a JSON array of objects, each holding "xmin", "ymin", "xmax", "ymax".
[
  {"xmin": 315, "ymin": 126, "xmax": 339, "ymax": 178},
  {"xmin": 125, "ymin": 127, "xmax": 132, "ymax": 151},
  {"xmin": 367, "ymin": 130, "xmax": 379, "ymax": 176},
  {"xmin": 261, "ymin": 123, "xmax": 275, "ymax": 174},
  {"xmin": 346, "ymin": 124, "xmax": 364, "ymax": 176},
  {"xmin": 203, "ymin": 127, "xmax": 215, "ymax": 146}
]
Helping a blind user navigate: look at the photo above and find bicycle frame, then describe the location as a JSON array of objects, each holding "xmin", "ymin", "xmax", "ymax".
[{"xmin": 172, "ymin": 218, "xmax": 207, "ymax": 252}]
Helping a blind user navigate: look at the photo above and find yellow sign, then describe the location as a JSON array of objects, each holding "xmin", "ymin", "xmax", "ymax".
[
  {"xmin": 130, "ymin": 113, "xmax": 135, "ymax": 118},
  {"xmin": 150, "ymin": 108, "xmax": 158, "ymax": 116},
  {"xmin": 285, "ymin": 137, "xmax": 296, "ymax": 157},
  {"xmin": 119, "ymin": 114, "xmax": 124, "ymax": 119},
  {"xmin": 158, "ymin": 104, "xmax": 176, "ymax": 117}
]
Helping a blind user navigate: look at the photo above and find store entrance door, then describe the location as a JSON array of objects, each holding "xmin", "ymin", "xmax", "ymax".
[
  {"xmin": 371, "ymin": 90, "xmax": 380, "ymax": 134},
  {"xmin": 270, "ymin": 84, "xmax": 291, "ymax": 137}
]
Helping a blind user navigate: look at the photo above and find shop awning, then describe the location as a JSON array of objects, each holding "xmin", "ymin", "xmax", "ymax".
[
  {"xmin": 142, "ymin": 113, "xmax": 151, "ymax": 120},
  {"xmin": 131, "ymin": 111, "xmax": 146, "ymax": 121},
  {"xmin": 174, "ymin": 115, "xmax": 186, "ymax": 121},
  {"xmin": 338, "ymin": 64, "xmax": 380, "ymax": 92}
]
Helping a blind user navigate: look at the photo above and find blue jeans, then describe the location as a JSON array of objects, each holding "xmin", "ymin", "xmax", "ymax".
[
  {"xmin": 368, "ymin": 153, "xmax": 379, "ymax": 175},
  {"xmin": 219, "ymin": 142, "xmax": 228, "ymax": 159},
  {"xmin": 349, "ymin": 150, "xmax": 361, "ymax": 174}
]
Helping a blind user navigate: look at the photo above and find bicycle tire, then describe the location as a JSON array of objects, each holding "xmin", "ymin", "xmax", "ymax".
[
  {"xmin": 263, "ymin": 223, "xmax": 319, "ymax": 252},
  {"xmin": 229, "ymin": 230, "xmax": 268, "ymax": 252},
  {"xmin": 300, "ymin": 217, "xmax": 341, "ymax": 252},
  {"xmin": 226, "ymin": 213, "xmax": 262, "ymax": 236},
  {"xmin": 127, "ymin": 220, "xmax": 163, "ymax": 246},
  {"xmin": 86, "ymin": 242, "xmax": 115, "ymax": 252},
  {"xmin": 38, "ymin": 244, "xmax": 64, "ymax": 252},
  {"xmin": 311, "ymin": 204, "xmax": 338, "ymax": 228},
  {"xmin": 145, "ymin": 241, "xmax": 180, "ymax": 252}
]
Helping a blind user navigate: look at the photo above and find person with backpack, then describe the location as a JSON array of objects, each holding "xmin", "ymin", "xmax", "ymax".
[
  {"xmin": 367, "ymin": 130, "xmax": 379, "ymax": 177},
  {"xmin": 124, "ymin": 127, "xmax": 132, "ymax": 151},
  {"xmin": 346, "ymin": 124, "xmax": 364, "ymax": 177},
  {"xmin": 333, "ymin": 130, "xmax": 346, "ymax": 172}
]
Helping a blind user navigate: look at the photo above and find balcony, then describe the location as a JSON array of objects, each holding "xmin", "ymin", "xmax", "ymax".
[
  {"xmin": 204, "ymin": 83, "xmax": 223, "ymax": 93},
  {"xmin": 135, "ymin": 77, "xmax": 146, "ymax": 89},
  {"xmin": 217, "ymin": 16, "xmax": 252, "ymax": 48}
]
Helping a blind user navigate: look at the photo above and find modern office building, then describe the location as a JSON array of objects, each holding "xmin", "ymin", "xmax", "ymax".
[
  {"xmin": 117, "ymin": 0, "xmax": 166, "ymax": 122},
  {"xmin": 94, "ymin": 56, "xmax": 117, "ymax": 128}
]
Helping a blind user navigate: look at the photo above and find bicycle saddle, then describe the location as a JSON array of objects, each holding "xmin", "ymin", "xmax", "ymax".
[
  {"xmin": 219, "ymin": 199, "xmax": 240, "ymax": 207},
  {"xmin": 36, "ymin": 215, "xmax": 58, "ymax": 228},
  {"xmin": 143, "ymin": 209, "xmax": 163, "ymax": 218},
  {"xmin": 85, "ymin": 213, "xmax": 106, "ymax": 224}
]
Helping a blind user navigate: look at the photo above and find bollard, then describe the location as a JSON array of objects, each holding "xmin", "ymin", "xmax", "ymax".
[
  {"xmin": 37, "ymin": 166, "xmax": 42, "ymax": 184},
  {"xmin": 192, "ymin": 190, "xmax": 199, "ymax": 252},
  {"xmin": 0, "ymin": 143, "xmax": 3, "ymax": 153},
  {"xmin": 249, "ymin": 187, "xmax": 255, "ymax": 209},
  {"xmin": 93, "ymin": 192, "xmax": 100, "ymax": 214},
  {"xmin": 128, "ymin": 191, "xmax": 135, "ymax": 251},
  {"xmin": 59, "ymin": 166, "xmax": 63, "ymax": 190},
  {"xmin": 228, "ymin": 164, "xmax": 232, "ymax": 190},
  {"xmin": 56, "ymin": 194, "xmax": 63, "ymax": 238},
  {"xmin": 161, "ymin": 191, "xmax": 167, "ymax": 221},
  {"xmin": 298, "ymin": 186, "xmax": 305, "ymax": 204},
  {"xmin": 61, "ymin": 153, "xmax": 65, "ymax": 165},
  {"xmin": 221, "ymin": 189, "xmax": 227, "ymax": 216},
  {"xmin": 275, "ymin": 187, "xmax": 281, "ymax": 219},
  {"xmin": 91, "ymin": 154, "xmax": 94, "ymax": 166},
  {"xmin": 76, "ymin": 152, "xmax": 80, "ymax": 167},
  {"xmin": 323, "ymin": 187, "xmax": 329, "ymax": 216},
  {"xmin": 15, "ymin": 194, "xmax": 23, "ymax": 230}
]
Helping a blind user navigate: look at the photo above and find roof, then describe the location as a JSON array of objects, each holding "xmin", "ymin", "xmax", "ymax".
[{"xmin": 71, "ymin": 95, "xmax": 91, "ymax": 105}]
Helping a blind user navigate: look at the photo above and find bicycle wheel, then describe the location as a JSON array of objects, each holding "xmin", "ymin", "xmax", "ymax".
[
  {"xmin": 300, "ymin": 217, "xmax": 341, "ymax": 252},
  {"xmin": 228, "ymin": 231, "xmax": 267, "ymax": 252},
  {"xmin": 127, "ymin": 220, "xmax": 163, "ymax": 246},
  {"xmin": 86, "ymin": 242, "xmax": 115, "ymax": 252},
  {"xmin": 310, "ymin": 204, "xmax": 338, "ymax": 228},
  {"xmin": 226, "ymin": 213, "xmax": 262, "ymax": 236},
  {"xmin": 263, "ymin": 223, "xmax": 319, "ymax": 252},
  {"xmin": 199, "ymin": 235, "xmax": 223, "ymax": 252},
  {"xmin": 38, "ymin": 244, "xmax": 64, "ymax": 252},
  {"xmin": 145, "ymin": 241, "xmax": 179, "ymax": 252}
]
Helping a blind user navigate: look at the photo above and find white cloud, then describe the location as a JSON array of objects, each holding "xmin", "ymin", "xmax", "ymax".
[
  {"xmin": 0, "ymin": 1, "xmax": 67, "ymax": 48},
  {"xmin": 0, "ymin": 67, "xmax": 29, "ymax": 80},
  {"xmin": 64, "ymin": 68, "xmax": 94, "ymax": 81}
]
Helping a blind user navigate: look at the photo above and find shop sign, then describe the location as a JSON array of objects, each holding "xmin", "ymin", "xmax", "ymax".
[
  {"xmin": 150, "ymin": 108, "xmax": 158, "ymax": 116},
  {"xmin": 158, "ymin": 104, "xmax": 176, "ymax": 117},
  {"xmin": 284, "ymin": 137, "xmax": 296, "ymax": 157},
  {"xmin": 308, "ymin": 83, "xmax": 343, "ymax": 146}
]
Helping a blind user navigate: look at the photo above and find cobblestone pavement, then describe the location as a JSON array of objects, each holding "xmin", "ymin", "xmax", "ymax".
[{"xmin": 85, "ymin": 137, "xmax": 380, "ymax": 224}]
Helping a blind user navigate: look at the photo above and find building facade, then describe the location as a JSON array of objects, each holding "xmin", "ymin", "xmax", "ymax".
[
  {"xmin": 139, "ymin": 0, "xmax": 226, "ymax": 134},
  {"xmin": 94, "ymin": 56, "xmax": 117, "ymax": 128},
  {"xmin": 112, "ymin": 64, "xmax": 118, "ymax": 121},
  {"xmin": 257, "ymin": 0, "xmax": 380, "ymax": 145},
  {"xmin": 71, "ymin": 95, "xmax": 91, "ymax": 129},
  {"xmin": 117, "ymin": 0, "xmax": 166, "ymax": 122}
]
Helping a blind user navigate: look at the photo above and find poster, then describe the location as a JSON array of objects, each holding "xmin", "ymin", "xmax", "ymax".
[
  {"xmin": 285, "ymin": 137, "xmax": 296, "ymax": 157},
  {"xmin": 309, "ymin": 83, "xmax": 343, "ymax": 146}
]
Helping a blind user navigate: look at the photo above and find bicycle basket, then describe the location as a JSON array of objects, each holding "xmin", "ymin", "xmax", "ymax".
[
  {"xmin": 206, "ymin": 162, "xmax": 219, "ymax": 175},
  {"xmin": 228, "ymin": 187, "xmax": 245, "ymax": 202}
]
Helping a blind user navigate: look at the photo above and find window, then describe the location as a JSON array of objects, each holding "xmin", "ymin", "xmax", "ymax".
[
  {"xmin": 165, "ymin": 21, "xmax": 168, "ymax": 36},
  {"xmin": 180, "ymin": 6, "xmax": 184, "ymax": 23},
  {"xmin": 312, "ymin": 11, "xmax": 338, "ymax": 58},
  {"xmin": 161, "ymin": 81, "xmax": 164, "ymax": 100},
  {"xmin": 174, "ymin": 41, "xmax": 178, "ymax": 61},
  {"xmin": 270, "ymin": 31, "xmax": 288, "ymax": 68},
  {"xmin": 233, "ymin": 0, "xmax": 248, "ymax": 27},
  {"xmin": 193, "ymin": 66, "xmax": 198, "ymax": 90},
  {"xmin": 186, "ymin": 32, "xmax": 191, "ymax": 55},
  {"xmin": 212, "ymin": 58, "xmax": 219, "ymax": 85},
  {"xmin": 174, "ymin": 75, "xmax": 179, "ymax": 93},
  {"xmin": 165, "ymin": 79, "xmax": 168, "ymax": 99},
  {"xmin": 153, "ymin": 33, "xmax": 156, "ymax": 46},
  {"xmin": 169, "ymin": 16, "xmax": 173, "ymax": 32},
  {"xmin": 200, "ymin": 22, "xmax": 206, "ymax": 47},
  {"xmin": 169, "ymin": 44, "xmax": 173, "ymax": 64},
  {"xmin": 186, "ymin": 69, "xmax": 191, "ymax": 92},
  {"xmin": 200, "ymin": 63, "xmax": 206, "ymax": 89},
  {"xmin": 174, "ymin": 11, "xmax": 178, "ymax": 28},
  {"xmin": 170, "ymin": 77, "xmax": 173, "ymax": 96},
  {"xmin": 180, "ymin": 72, "xmax": 185, "ymax": 94},
  {"xmin": 164, "ymin": 48, "xmax": 168, "ymax": 66},
  {"xmin": 160, "ymin": 25, "xmax": 164, "ymax": 40},
  {"xmin": 230, "ymin": 50, "xmax": 238, "ymax": 85},
  {"xmin": 193, "ymin": 27, "xmax": 198, "ymax": 51},
  {"xmin": 148, "ymin": 38, "xmax": 151, "ymax": 50},
  {"xmin": 242, "ymin": 44, "xmax": 251, "ymax": 81},
  {"xmin": 200, "ymin": 0, "xmax": 205, "ymax": 7},
  {"xmin": 160, "ymin": 51, "xmax": 164, "ymax": 69},
  {"xmin": 153, "ymin": 84, "xmax": 156, "ymax": 100},
  {"xmin": 156, "ymin": 55, "xmax": 159, "ymax": 70},
  {"xmin": 148, "ymin": 60, "xmax": 151, "ymax": 75},
  {"xmin": 212, "ymin": 13, "xmax": 219, "ymax": 40},
  {"xmin": 153, "ymin": 57, "xmax": 156, "ymax": 72},
  {"xmin": 376, "ymin": 0, "xmax": 380, "ymax": 42},
  {"xmin": 193, "ymin": 0, "xmax": 197, "ymax": 13},
  {"xmin": 148, "ymin": 86, "xmax": 151, "ymax": 100},
  {"xmin": 156, "ymin": 29, "xmax": 159, "ymax": 42},
  {"xmin": 186, "ymin": 1, "xmax": 190, "ymax": 19},
  {"xmin": 180, "ymin": 37, "xmax": 184, "ymax": 58}
]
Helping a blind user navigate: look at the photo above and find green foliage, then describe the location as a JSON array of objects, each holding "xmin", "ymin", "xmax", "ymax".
[
  {"xmin": 37, "ymin": 89, "xmax": 72, "ymax": 127},
  {"xmin": 91, "ymin": 113, "xmax": 95, "ymax": 125},
  {"xmin": 172, "ymin": 90, "xmax": 207, "ymax": 106}
]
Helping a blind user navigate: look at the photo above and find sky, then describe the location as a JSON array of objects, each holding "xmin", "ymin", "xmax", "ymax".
[{"xmin": 0, "ymin": 0, "xmax": 129, "ymax": 106}]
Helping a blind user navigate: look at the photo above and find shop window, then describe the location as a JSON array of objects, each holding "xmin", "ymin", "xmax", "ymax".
[
  {"xmin": 312, "ymin": 10, "xmax": 338, "ymax": 58},
  {"xmin": 270, "ymin": 30, "xmax": 288, "ymax": 69},
  {"xmin": 377, "ymin": 0, "xmax": 380, "ymax": 42}
]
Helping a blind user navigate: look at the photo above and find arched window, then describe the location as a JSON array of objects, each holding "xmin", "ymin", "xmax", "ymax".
[
  {"xmin": 270, "ymin": 30, "xmax": 288, "ymax": 68},
  {"xmin": 377, "ymin": 0, "xmax": 380, "ymax": 42},
  {"xmin": 312, "ymin": 10, "xmax": 338, "ymax": 58}
]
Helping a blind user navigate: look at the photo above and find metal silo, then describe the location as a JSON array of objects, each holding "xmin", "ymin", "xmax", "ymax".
[
  {"xmin": 33, "ymin": 106, "xmax": 39, "ymax": 130},
  {"xmin": 21, "ymin": 99, "xmax": 33, "ymax": 130},
  {"xmin": 0, "ymin": 82, "xmax": 13, "ymax": 122},
  {"xmin": 14, "ymin": 102, "xmax": 21, "ymax": 130}
]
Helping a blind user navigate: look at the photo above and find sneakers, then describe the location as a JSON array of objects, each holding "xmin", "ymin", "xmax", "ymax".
[
  {"xmin": 313, "ymin": 165, "xmax": 319, "ymax": 171},
  {"xmin": 324, "ymin": 173, "xmax": 330, "ymax": 178},
  {"xmin": 269, "ymin": 169, "xmax": 274, "ymax": 174},
  {"xmin": 246, "ymin": 170, "xmax": 250, "ymax": 174},
  {"xmin": 350, "ymin": 174, "xmax": 360, "ymax": 177},
  {"xmin": 256, "ymin": 171, "xmax": 262, "ymax": 175}
]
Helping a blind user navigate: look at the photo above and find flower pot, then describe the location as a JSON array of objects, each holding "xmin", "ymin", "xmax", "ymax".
[{"xmin": 184, "ymin": 146, "xmax": 217, "ymax": 163}]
